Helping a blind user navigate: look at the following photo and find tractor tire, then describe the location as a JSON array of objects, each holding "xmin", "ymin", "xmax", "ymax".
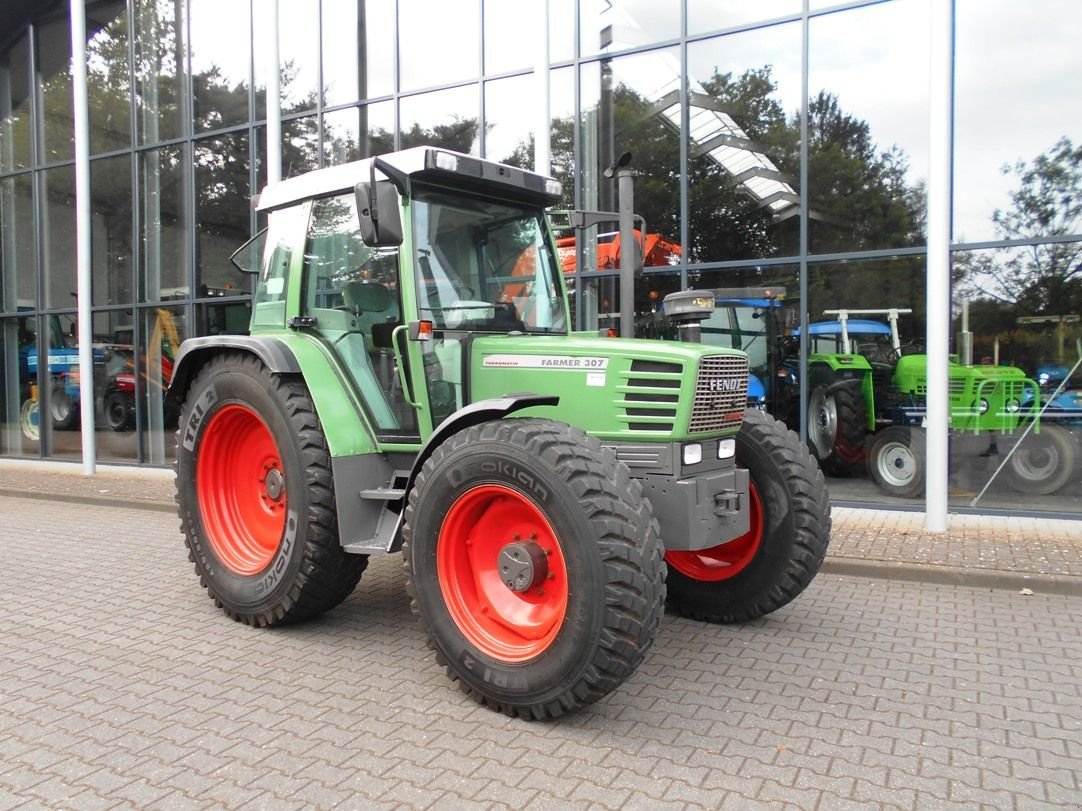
[
  {"xmin": 50, "ymin": 380, "xmax": 79, "ymax": 431},
  {"xmin": 402, "ymin": 418, "xmax": 666, "ymax": 720},
  {"xmin": 807, "ymin": 375, "xmax": 867, "ymax": 476},
  {"xmin": 1003, "ymin": 423, "xmax": 1078, "ymax": 495},
  {"xmin": 103, "ymin": 388, "xmax": 135, "ymax": 432},
  {"xmin": 175, "ymin": 352, "xmax": 367, "ymax": 627},
  {"xmin": 664, "ymin": 409, "xmax": 831, "ymax": 624},
  {"xmin": 867, "ymin": 425, "xmax": 926, "ymax": 499},
  {"xmin": 20, "ymin": 398, "xmax": 40, "ymax": 442}
]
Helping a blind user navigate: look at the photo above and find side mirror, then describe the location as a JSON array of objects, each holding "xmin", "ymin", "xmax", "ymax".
[{"xmin": 356, "ymin": 180, "xmax": 403, "ymax": 247}]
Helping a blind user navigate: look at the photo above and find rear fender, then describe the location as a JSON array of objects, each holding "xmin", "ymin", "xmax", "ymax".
[{"xmin": 167, "ymin": 335, "xmax": 378, "ymax": 456}]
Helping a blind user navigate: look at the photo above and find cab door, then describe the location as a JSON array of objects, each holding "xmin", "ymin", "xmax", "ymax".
[{"xmin": 301, "ymin": 193, "xmax": 419, "ymax": 442}]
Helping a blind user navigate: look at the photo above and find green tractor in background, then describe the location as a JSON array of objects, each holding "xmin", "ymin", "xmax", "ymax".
[
  {"xmin": 166, "ymin": 147, "xmax": 831, "ymax": 719},
  {"xmin": 810, "ymin": 308, "xmax": 1079, "ymax": 499}
]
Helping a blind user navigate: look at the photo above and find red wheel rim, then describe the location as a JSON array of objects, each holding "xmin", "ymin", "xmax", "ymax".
[
  {"xmin": 196, "ymin": 404, "xmax": 287, "ymax": 575},
  {"xmin": 437, "ymin": 484, "xmax": 568, "ymax": 663},
  {"xmin": 665, "ymin": 483, "xmax": 763, "ymax": 581}
]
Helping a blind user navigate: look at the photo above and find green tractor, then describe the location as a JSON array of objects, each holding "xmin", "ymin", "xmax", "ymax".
[
  {"xmin": 807, "ymin": 309, "xmax": 1078, "ymax": 499},
  {"xmin": 167, "ymin": 147, "xmax": 830, "ymax": 719}
]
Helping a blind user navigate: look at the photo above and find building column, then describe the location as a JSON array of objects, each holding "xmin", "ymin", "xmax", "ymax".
[
  {"xmin": 925, "ymin": 0, "xmax": 954, "ymax": 532},
  {"xmin": 266, "ymin": 0, "xmax": 281, "ymax": 186},
  {"xmin": 70, "ymin": 0, "xmax": 95, "ymax": 475}
]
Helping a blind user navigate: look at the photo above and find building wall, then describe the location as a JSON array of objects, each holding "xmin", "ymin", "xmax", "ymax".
[{"xmin": 0, "ymin": 0, "xmax": 1080, "ymax": 515}]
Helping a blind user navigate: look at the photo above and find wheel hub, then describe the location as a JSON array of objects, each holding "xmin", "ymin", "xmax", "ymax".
[
  {"xmin": 263, "ymin": 466, "xmax": 285, "ymax": 501},
  {"xmin": 498, "ymin": 540, "xmax": 549, "ymax": 593}
]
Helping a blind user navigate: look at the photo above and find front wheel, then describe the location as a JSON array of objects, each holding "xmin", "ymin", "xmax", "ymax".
[
  {"xmin": 403, "ymin": 418, "xmax": 666, "ymax": 719},
  {"xmin": 175, "ymin": 352, "xmax": 367, "ymax": 627},
  {"xmin": 867, "ymin": 425, "xmax": 926, "ymax": 499},
  {"xmin": 665, "ymin": 409, "xmax": 831, "ymax": 624},
  {"xmin": 1004, "ymin": 423, "xmax": 1078, "ymax": 495}
]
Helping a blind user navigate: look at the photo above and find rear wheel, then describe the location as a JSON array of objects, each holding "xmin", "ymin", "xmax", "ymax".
[
  {"xmin": 665, "ymin": 409, "xmax": 831, "ymax": 624},
  {"xmin": 868, "ymin": 425, "xmax": 926, "ymax": 499},
  {"xmin": 807, "ymin": 374, "xmax": 867, "ymax": 476},
  {"xmin": 104, "ymin": 388, "xmax": 134, "ymax": 432},
  {"xmin": 1004, "ymin": 423, "xmax": 1078, "ymax": 495},
  {"xmin": 403, "ymin": 418, "xmax": 666, "ymax": 719},
  {"xmin": 175, "ymin": 352, "xmax": 367, "ymax": 626}
]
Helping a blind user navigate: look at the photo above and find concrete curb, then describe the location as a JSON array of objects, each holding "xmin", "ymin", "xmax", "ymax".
[
  {"xmin": 822, "ymin": 557, "xmax": 1082, "ymax": 596},
  {"xmin": 0, "ymin": 488, "xmax": 177, "ymax": 514}
]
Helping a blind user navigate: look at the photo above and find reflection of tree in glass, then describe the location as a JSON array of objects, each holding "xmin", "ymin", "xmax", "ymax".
[
  {"xmin": 956, "ymin": 137, "xmax": 1082, "ymax": 317},
  {"xmin": 504, "ymin": 66, "xmax": 924, "ymax": 267}
]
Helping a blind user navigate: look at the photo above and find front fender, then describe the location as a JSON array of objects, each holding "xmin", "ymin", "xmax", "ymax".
[{"xmin": 387, "ymin": 394, "xmax": 559, "ymax": 552}]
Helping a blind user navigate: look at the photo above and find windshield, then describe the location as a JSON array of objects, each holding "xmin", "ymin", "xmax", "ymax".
[{"xmin": 412, "ymin": 189, "xmax": 567, "ymax": 334}]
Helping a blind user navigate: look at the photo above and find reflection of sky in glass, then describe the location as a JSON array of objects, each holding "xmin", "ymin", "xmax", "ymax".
[
  {"xmin": 955, "ymin": 0, "xmax": 1082, "ymax": 243},
  {"xmin": 688, "ymin": 0, "xmax": 802, "ymax": 35},
  {"xmin": 809, "ymin": 0, "xmax": 930, "ymax": 192},
  {"xmin": 399, "ymin": 0, "xmax": 480, "ymax": 91},
  {"xmin": 579, "ymin": 0, "xmax": 680, "ymax": 57},
  {"xmin": 484, "ymin": 75, "xmax": 534, "ymax": 164}
]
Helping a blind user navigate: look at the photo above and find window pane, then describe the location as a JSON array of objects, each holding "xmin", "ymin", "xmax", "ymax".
[
  {"xmin": 43, "ymin": 166, "xmax": 77, "ymax": 310},
  {"xmin": 400, "ymin": 85, "xmax": 480, "ymax": 154},
  {"xmin": 283, "ymin": 116, "xmax": 320, "ymax": 179},
  {"xmin": 0, "ymin": 315, "xmax": 38, "ymax": 456},
  {"xmin": 955, "ymin": 1, "xmax": 1082, "ymax": 244},
  {"xmin": 140, "ymin": 304, "xmax": 187, "ymax": 463},
  {"xmin": 0, "ymin": 34, "xmax": 32, "ymax": 172},
  {"xmin": 141, "ymin": 144, "xmax": 190, "ymax": 302},
  {"xmin": 579, "ymin": 49, "xmax": 681, "ymax": 265},
  {"xmin": 806, "ymin": 256, "xmax": 927, "ymax": 502},
  {"xmin": 688, "ymin": 0, "xmax": 802, "ymax": 35},
  {"xmin": 548, "ymin": 66, "xmax": 574, "ymax": 208},
  {"xmin": 95, "ymin": 309, "xmax": 137, "ymax": 461},
  {"xmin": 134, "ymin": 0, "xmax": 188, "ymax": 145},
  {"xmin": 194, "ymin": 132, "xmax": 251, "ymax": 297},
  {"xmin": 41, "ymin": 312, "xmax": 80, "ymax": 459},
  {"xmin": 322, "ymin": 0, "xmax": 395, "ymax": 105},
  {"xmin": 687, "ymin": 23, "xmax": 802, "ymax": 264},
  {"xmin": 191, "ymin": 0, "xmax": 250, "ymax": 132},
  {"xmin": 91, "ymin": 155, "xmax": 133, "ymax": 306},
  {"xmin": 580, "ymin": 0, "xmax": 680, "ymax": 59},
  {"xmin": 39, "ymin": 17, "xmax": 75, "ymax": 164},
  {"xmin": 808, "ymin": 0, "xmax": 929, "ymax": 254},
  {"xmin": 484, "ymin": 75, "xmax": 534, "ymax": 165},
  {"xmin": 255, "ymin": 0, "xmax": 319, "ymax": 120},
  {"xmin": 484, "ymin": 1, "xmax": 533, "ymax": 75},
  {"xmin": 399, "ymin": 0, "xmax": 479, "ymax": 91},
  {"xmin": 548, "ymin": 0, "xmax": 575, "ymax": 63},
  {"xmin": 1, "ymin": 174, "xmax": 36, "ymax": 312},
  {"xmin": 87, "ymin": 1, "xmax": 131, "ymax": 155},
  {"xmin": 323, "ymin": 102, "xmax": 395, "ymax": 165}
]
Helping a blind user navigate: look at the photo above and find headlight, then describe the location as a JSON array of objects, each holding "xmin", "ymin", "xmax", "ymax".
[
  {"xmin": 545, "ymin": 178, "xmax": 563, "ymax": 197},
  {"xmin": 433, "ymin": 151, "xmax": 459, "ymax": 172},
  {"xmin": 683, "ymin": 443, "xmax": 703, "ymax": 465},
  {"xmin": 1006, "ymin": 398, "xmax": 1021, "ymax": 413},
  {"xmin": 978, "ymin": 398, "xmax": 989, "ymax": 415},
  {"xmin": 718, "ymin": 439, "xmax": 736, "ymax": 460}
]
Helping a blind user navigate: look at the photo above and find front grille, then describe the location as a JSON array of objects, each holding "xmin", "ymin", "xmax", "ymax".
[
  {"xmin": 690, "ymin": 355, "xmax": 748, "ymax": 433},
  {"xmin": 619, "ymin": 360, "xmax": 681, "ymax": 432}
]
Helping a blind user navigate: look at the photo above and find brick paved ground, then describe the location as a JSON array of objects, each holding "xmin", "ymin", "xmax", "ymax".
[{"xmin": 2, "ymin": 495, "xmax": 1080, "ymax": 809}]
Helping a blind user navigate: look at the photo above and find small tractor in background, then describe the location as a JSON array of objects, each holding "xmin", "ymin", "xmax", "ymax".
[{"xmin": 167, "ymin": 147, "xmax": 831, "ymax": 720}]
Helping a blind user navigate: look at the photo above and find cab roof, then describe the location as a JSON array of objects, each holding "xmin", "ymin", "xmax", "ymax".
[{"xmin": 255, "ymin": 146, "xmax": 562, "ymax": 213}]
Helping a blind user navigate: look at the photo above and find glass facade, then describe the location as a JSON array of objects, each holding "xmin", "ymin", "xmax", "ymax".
[{"xmin": 0, "ymin": 0, "xmax": 1078, "ymax": 517}]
